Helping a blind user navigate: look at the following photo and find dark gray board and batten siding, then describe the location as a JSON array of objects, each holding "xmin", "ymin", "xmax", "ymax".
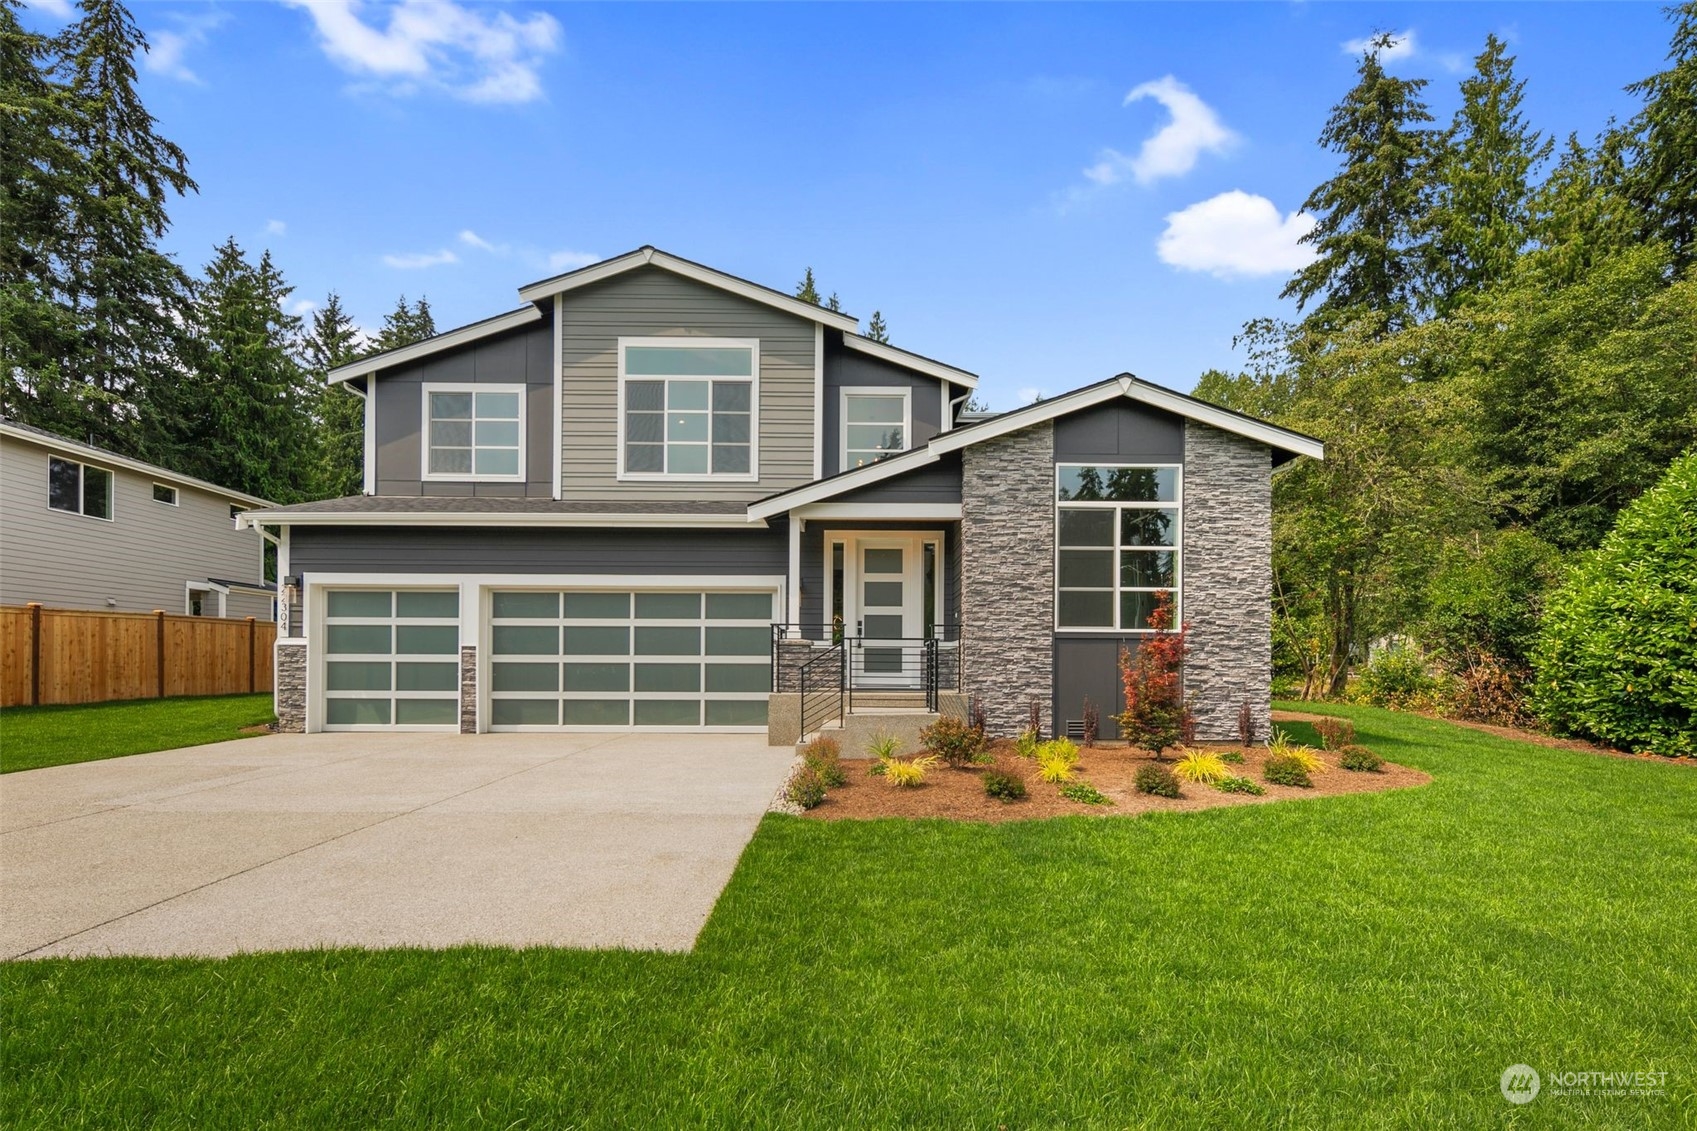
[
  {"xmin": 288, "ymin": 525, "xmax": 788, "ymax": 577},
  {"xmin": 821, "ymin": 339, "xmax": 946, "ymax": 478},
  {"xmin": 373, "ymin": 313, "xmax": 556, "ymax": 498}
]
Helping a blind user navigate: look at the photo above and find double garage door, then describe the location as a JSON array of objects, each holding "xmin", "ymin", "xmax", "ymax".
[{"xmin": 321, "ymin": 586, "xmax": 773, "ymax": 732}]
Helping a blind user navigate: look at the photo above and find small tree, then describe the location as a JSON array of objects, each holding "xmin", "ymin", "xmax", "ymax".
[{"xmin": 1116, "ymin": 593, "xmax": 1194, "ymax": 760}]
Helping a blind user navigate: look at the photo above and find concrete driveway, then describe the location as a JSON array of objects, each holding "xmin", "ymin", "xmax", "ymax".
[{"xmin": 2, "ymin": 732, "xmax": 794, "ymax": 960}]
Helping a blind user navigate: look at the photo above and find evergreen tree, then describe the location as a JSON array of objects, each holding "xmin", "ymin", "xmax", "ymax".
[
  {"xmin": 1622, "ymin": 1, "xmax": 1697, "ymax": 271},
  {"xmin": 369, "ymin": 295, "xmax": 436, "ymax": 354},
  {"xmin": 1425, "ymin": 34, "xmax": 1551, "ymax": 311},
  {"xmin": 867, "ymin": 310, "xmax": 889, "ymax": 343},
  {"xmin": 1526, "ymin": 133, "xmax": 1639, "ymax": 285},
  {"xmin": 302, "ymin": 293, "xmax": 365, "ymax": 498},
  {"xmin": 53, "ymin": 0, "xmax": 197, "ymax": 455},
  {"xmin": 1282, "ymin": 34, "xmax": 1436, "ymax": 331},
  {"xmin": 826, "ymin": 292, "xmax": 841, "ymax": 312},
  {"xmin": 794, "ymin": 267, "xmax": 821, "ymax": 306}
]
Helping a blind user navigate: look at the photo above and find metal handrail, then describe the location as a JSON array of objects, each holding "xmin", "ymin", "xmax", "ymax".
[{"xmin": 797, "ymin": 641, "xmax": 845, "ymax": 739}]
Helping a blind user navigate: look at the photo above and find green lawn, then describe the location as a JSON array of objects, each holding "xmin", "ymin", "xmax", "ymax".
[
  {"xmin": 0, "ymin": 694, "xmax": 275, "ymax": 773},
  {"xmin": 4, "ymin": 706, "xmax": 1693, "ymax": 1127}
]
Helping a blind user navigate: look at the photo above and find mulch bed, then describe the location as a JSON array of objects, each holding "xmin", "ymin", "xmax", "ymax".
[{"xmin": 801, "ymin": 740, "xmax": 1430, "ymax": 824}]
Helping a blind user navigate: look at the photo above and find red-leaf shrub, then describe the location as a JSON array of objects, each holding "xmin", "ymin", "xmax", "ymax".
[{"xmin": 1115, "ymin": 592, "xmax": 1194, "ymax": 760}]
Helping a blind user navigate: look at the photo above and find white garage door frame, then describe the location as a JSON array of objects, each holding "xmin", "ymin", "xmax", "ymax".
[{"xmin": 304, "ymin": 573, "xmax": 788, "ymax": 734}]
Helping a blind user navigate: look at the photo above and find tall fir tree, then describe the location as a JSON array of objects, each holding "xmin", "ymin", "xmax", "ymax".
[
  {"xmin": 369, "ymin": 295, "xmax": 436, "ymax": 354},
  {"xmin": 794, "ymin": 267, "xmax": 821, "ymax": 305},
  {"xmin": 54, "ymin": 0, "xmax": 197, "ymax": 455},
  {"xmin": 302, "ymin": 293, "xmax": 365, "ymax": 499},
  {"xmin": 1425, "ymin": 34, "xmax": 1551, "ymax": 311},
  {"xmin": 1282, "ymin": 34, "xmax": 1436, "ymax": 331},
  {"xmin": 1526, "ymin": 133, "xmax": 1639, "ymax": 286},
  {"xmin": 1622, "ymin": 0, "xmax": 1697, "ymax": 272},
  {"xmin": 867, "ymin": 310, "xmax": 889, "ymax": 343}
]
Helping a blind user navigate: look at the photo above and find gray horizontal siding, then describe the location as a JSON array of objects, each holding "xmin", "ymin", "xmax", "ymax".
[
  {"xmin": 560, "ymin": 267, "xmax": 817, "ymax": 502},
  {"xmin": 373, "ymin": 314, "xmax": 555, "ymax": 498},
  {"xmin": 822, "ymin": 341, "xmax": 946, "ymax": 477},
  {"xmin": 289, "ymin": 525, "xmax": 786, "ymax": 576},
  {"xmin": 0, "ymin": 436, "xmax": 266, "ymax": 615}
]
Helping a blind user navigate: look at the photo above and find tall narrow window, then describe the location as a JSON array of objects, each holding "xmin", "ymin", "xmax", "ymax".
[
  {"xmin": 424, "ymin": 386, "xmax": 524, "ymax": 479},
  {"xmin": 1055, "ymin": 465, "xmax": 1179, "ymax": 630},
  {"xmin": 841, "ymin": 389, "xmax": 909, "ymax": 469},
  {"xmin": 621, "ymin": 340, "xmax": 756, "ymax": 478},
  {"xmin": 47, "ymin": 457, "xmax": 113, "ymax": 520}
]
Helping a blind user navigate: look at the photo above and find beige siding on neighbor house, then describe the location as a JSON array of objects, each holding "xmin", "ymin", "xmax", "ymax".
[
  {"xmin": 559, "ymin": 266, "xmax": 818, "ymax": 501},
  {"xmin": 0, "ymin": 436, "xmax": 267, "ymax": 615}
]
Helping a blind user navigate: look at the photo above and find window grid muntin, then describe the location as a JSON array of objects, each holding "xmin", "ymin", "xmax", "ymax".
[
  {"xmin": 423, "ymin": 385, "xmax": 524, "ymax": 481},
  {"xmin": 1054, "ymin": 463, "xmax": 1182, "ymax": 632},
  {"xmin": 322, "ymin": 588, "xmax": 461, "ymax": 730},
  {"xmin": 619, "ymin": 339, "xmax": 757, "ymax": 481},
  {"xmin": 840, "ymin": 388, "xmax": 911, "ymax": 471}
]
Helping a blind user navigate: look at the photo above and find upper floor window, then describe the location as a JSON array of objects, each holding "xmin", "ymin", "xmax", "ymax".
[
  {"xmin": 48, "ymin": 457, "xmax": 113, "ymax": 521},
  {"xmin": 152, "ymin": 483, "xmax": 178, "ymax": 506},
  {"xmin": 423, "ymin": 385, "xmax": 524, "ymax": 480},
  {"xmin": 1054, "ymin": 464, "xmax": 1180, "ymax": 631},
  {"xmin": 841, "ymin": 388, "xmax": 910, "ymax": 470},
  {"xmin": 619, "ymin": 339, "xmax": 757, "ymax": 479}
]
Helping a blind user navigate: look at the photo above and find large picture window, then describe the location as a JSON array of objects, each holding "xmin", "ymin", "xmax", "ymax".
[
  {"xmin": 423, "ymin": 385, "xmax": 524, "ymax": 479},
  {"xmin": 1055, "ymin": 464, "xmax": 1179, "ymax": 631},
  {"xmin": 47, "ymin": 457, "xmax": 113, "ymax": 520},
  {"xmin": 620, "ymin": 339, "xmax": 757, "ymax": 478}
]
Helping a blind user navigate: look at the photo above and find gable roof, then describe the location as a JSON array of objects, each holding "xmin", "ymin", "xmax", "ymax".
[
  {"xmin": 328, "ymin": 306, "xmax": 542, "ymax": 385},
  {"xmin": 0, "ymin": 418, "xmax": 274, "ymax": 509},
  {"xmin": 746, "ymin": 374, "xmax": 1322, "ymax": 521},
  {"xmin": 839, "ymin": 332, "xmax": 979, "ymax": 389},
  {"xmin": 518, "ymin": 246, "xmax": 862, "ymax": 333}
]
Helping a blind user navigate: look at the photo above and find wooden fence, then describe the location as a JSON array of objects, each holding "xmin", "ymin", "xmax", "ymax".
[{"xmin": 1, "ymin": 604, "xmax": 275, "ymax": 708}]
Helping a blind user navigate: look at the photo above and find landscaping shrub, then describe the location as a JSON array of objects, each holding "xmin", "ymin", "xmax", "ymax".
[
  {"xmin": 1313, "ymin": 717, "xmax": 1355, "ymax": 750},
  {"xmin": 1354, "ymin": 646, "xmax": 1440, "ymax": 709},
  {"xmin": 1237, "ymin": 699, "xmax": 1258, "ymax": 747},
  {"xmin": 1034, "ymin": 737, "xmax": 1079, "ymax": 766},
  {"xmin": 1115, "ymin": 593, "xmax": 1194, "ymax": 759},
  {"xmin": 968, "ymin": 696, "xmax": 988, "ymax": 739},
  {"xmin": 1026, "ymin": 697, "xmax": 1042, "ymax": 738},
  {"xmin": 1134, "ymin": 763, "xmax": 1181, "ymax": 798},
  {"xmin": 785, "ymin": 765, "xmax": 826, "ymax": 809},
  {"xmin": 1058, "ymin": 781, "xmax": 1111, "ymax": 805},
  {"xmin": 802, "ymin": 736, "xmax": 847, "ymax": 787},
  {"xmin": 1531, "ymin": 451, "xmax": 1697, "ymax": 757},
  {"xmin": 1337, "ymin": 744, "xmax": 1385, "ymax": 772},
  {"xmin": 982, "ymin": 770, "xmax": 1027, "ymax": 801},
  {"xmin": 1014, "ymin": 730, "xmax": 1041, "ymax": 759},
  {"xmin": 1036, "ymin": 755, "xmax": 1075, "ymax": 784},
  {"xmin": 919, "ymin": 714, "xmax": 986, "ymax": 767},
  {"xmin": 1082, "ymin": 698, "xmax": 1100, "ymax": 746},
  {"xmin": 865, "ymin": 732, "xmax": 903, "ymax": 761},
  {"xmin": 1263, "ymin": 755, "xmax": 1313, "ymax": 788},
  {"xmin": 1220, "ymin": 751, "xmax": 1245, "ymax": 765},
  {"xmin": 1172, "ymin": 750, "xmax": 1229, "ymax": 784},
  {"xmin": 881, "ymin": 755, "xmax": 939, "ymax": 788},
  {"xmin": 1215, "ymin": 774, "xmax": 1265, "ymax": 795},
  {"xmin": 1450, "ymin": 653, "xmax": 1538, "ymax": 728},
  {"xmin": 866, "ymin": 760, "xmax": 887, "ymax": 777},
  {"xmin": 1269, "ymin": 729, "xmax": 1327, "ymax": 774}
]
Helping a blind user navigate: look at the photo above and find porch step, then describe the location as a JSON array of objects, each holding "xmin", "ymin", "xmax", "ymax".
[{"xmin": 848, "ymin": 691, "xmax": 932, "ymax": 711}]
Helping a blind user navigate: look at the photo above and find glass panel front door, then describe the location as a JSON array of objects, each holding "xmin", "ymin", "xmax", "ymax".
[{"xmin": 854, "ymin": 541, "xmax": 921, "ymax": 686}]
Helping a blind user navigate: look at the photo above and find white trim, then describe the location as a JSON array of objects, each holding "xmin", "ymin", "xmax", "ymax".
[
  {"xmin": 517, "ymin": 247, "xmax": 861, "ymax": 333},
  {"xmin": 551, "ymin": 294, "xmax": 563, "ymax": 500},
  {"xmin": 789, "ymin": 502, "xmax": 961, "ymax": 521},
  {"xmin": 2, "ymin": 422, "xmax": 272, "ymax": 508},
  {"xmin": 1052, "ymin": 462, "xmax": 1183, "ymax": 635},
  {"xmin": 840, "ymin": 333, "xmax": 979, "ymax": 389},
  {"xmin": 940, "ymin": 383, "xmax": 951, "ymax": 433},
  {"xmin": 929, "ymin": 381, "xmax": 1128, "ymax": 455},
  {"xmin": 614, "ymin": 337, "xmax": 760, "ymax": 483},
  {"xmin": 746, "ymin": 446, "xmax": 940, "ymax": 521},
  {"xmin": 787, "ymin": 518, "xmax": 803, "ymax": 639},
  {"xmin": 419, "ymin": 382, "xmax": 527, "ymax": 483},
  {"xmin": 820, "ymin": 529, "xmax": 946, "ymax": 655},
  {"xmin": 44, "ymin": 456, "xmax": 116, "ymax": 522},
  {"xmin": 812, "ymin": 323, "xmax": 824, "ymax": 481},
  {"xmin": 360, "ymin": 379, "xmax": 376, "ymax": 494},
  {"xmin": 838, "ymin": 385, "xmax": 913, "ymax": 474},
  {"xmin": 306, "ymin": 572, "xmax": 788, "ymax": 589},
  {"xmin": 151, "ymin": 482, "xmax": 179, "ymax": 506},
  {"xmin": 278, "ymin": 525, "xmax": 291, "ymax": 635},
  {"xmin": 327, "ymin": 307, "xmax": 542, "ymax": 384},
  {"xmin": 240, "ymin": 510, "xmax": 761, "ymax": 529},
  {"xmin": 184, "ymin": 581, "xmax": 226, "ymax": 618}
]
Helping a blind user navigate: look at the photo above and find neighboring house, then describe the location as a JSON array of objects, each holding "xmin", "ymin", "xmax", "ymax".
[
  {"xmin": 0, "ymin": 419, "xmax": 275, "ymax": 620},
  {"xmin": 243, "ymin": 246, "xmax": 1322, "ymax": 742}
]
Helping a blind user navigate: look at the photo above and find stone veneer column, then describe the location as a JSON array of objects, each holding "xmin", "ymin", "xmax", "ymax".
[
  {"xmin": 459, "ymin": 645, "xmax": 478, "ymax": 734},
  {"xmin": 961, "ymin": 422, "xmax": 1055, "ymax": 736},
  {"xmin": 275, "ymin": 641, "xmax": 307, "ymax": 732},
  {"xmin": 1181, "ymin": 420, "xmax": 1273, "ymax": 741}
]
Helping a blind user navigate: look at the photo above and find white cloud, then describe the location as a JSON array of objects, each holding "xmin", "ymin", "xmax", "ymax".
[
  {"xmin": 458, "ymin": 229, "xmax": 509, "ymax": 254},
  {"xmin": 1342, "ymin": 30, "xmax": 1419, "ymax": 62},
  {"xmin": 286, "ymin": 297, "xmax": 319, "ymax": 319},
  {"xmin": 381, "ymin": 248, "xmax": 458, "ymax": 269},
  {"xmin": 23, "ymin": 0, "xmax": 74, "ymax": 20},
  {"xmin": 266, "ymin": 219, "xmax": 288, "ymax": 236},
  {"xmin": 1156, "ymin": 191, "xmax": 1317, "ymax": 279},
  {"xmin": 546, "ymin": 248, "xmax": 597, "ymax": 271},
  {"xmin": 285, "ymin": 0, "xmax": 562, "ymax": 104},
  {"xmin": 1083, "ymin": 76, "xmax": 1236, "ymax": 188},
  {"xmin": 142, "ymin": 12, "xmax": 225, "ymax": 83}
]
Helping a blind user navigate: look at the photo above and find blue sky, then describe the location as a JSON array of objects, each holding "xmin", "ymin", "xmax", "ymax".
[{"xmin": 23, "ymin": 1, "xmax": 1678, "ymax": 408}]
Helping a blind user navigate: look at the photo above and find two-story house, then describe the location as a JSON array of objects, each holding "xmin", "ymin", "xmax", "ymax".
[
  {"xmin": 242, "ymin": 247, "xmax": 1321, "ymax": 744},
  {"xmin": 1, "ymin": 418, "xmax": 274, "ymax": 619}
]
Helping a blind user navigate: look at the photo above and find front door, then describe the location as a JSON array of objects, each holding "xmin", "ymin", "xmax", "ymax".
[{"xmin": 853, "ymin": 540, "xmax": 923, "ymax": 687}]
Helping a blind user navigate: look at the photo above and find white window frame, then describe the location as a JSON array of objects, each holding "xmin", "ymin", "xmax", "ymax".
[
  {"xmin": 821, "ymin": 529, "xmax": 946, "ymax": 643},
  {"xmin": 152, "ymin": 483, "xmax": 179, "ymax": 506},
  {"xmin": 46, "ymin": 456, "xmax": 115, "ymax": 522},
  {"xmin": 839, "ymin": 386, "xmax": 912, "ymax": 473},
  {"xmin": 1053, "ymin": 463, "xmax": 1182, "ymax": 634},
  {"xmin": 616, "ymin": 336, "xmax": 760, "ymax": 483},
  {"xmin": 318, "ymin": 586, "xmax": 464, "ymax": 733},
  {"xmin": 419, "ymin": 382, "xmax": 527, "ymax": 483}
]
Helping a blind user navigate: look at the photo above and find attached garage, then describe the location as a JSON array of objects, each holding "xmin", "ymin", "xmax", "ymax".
[{"xmin": 321, "ymin": 589, "xmax": 462, "ymax": 730}]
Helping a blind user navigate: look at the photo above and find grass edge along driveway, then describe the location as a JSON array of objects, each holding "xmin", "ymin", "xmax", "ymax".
[
  {"xmin": 3, "ymin": 704, "xmax": 1693, "ymax": 1128},
  {"xmin": 0, "ymin": 693, "xmax": 274, "ymax": 773}
]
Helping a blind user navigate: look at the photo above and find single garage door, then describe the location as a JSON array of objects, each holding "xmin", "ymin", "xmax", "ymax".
[
  {"xmin": 321, "ymin": 589, "xmax": 462, "ymax": 730},
  {"xmin": 487, "ymin": 588, "xmax": 773, "ymax": 730}
]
